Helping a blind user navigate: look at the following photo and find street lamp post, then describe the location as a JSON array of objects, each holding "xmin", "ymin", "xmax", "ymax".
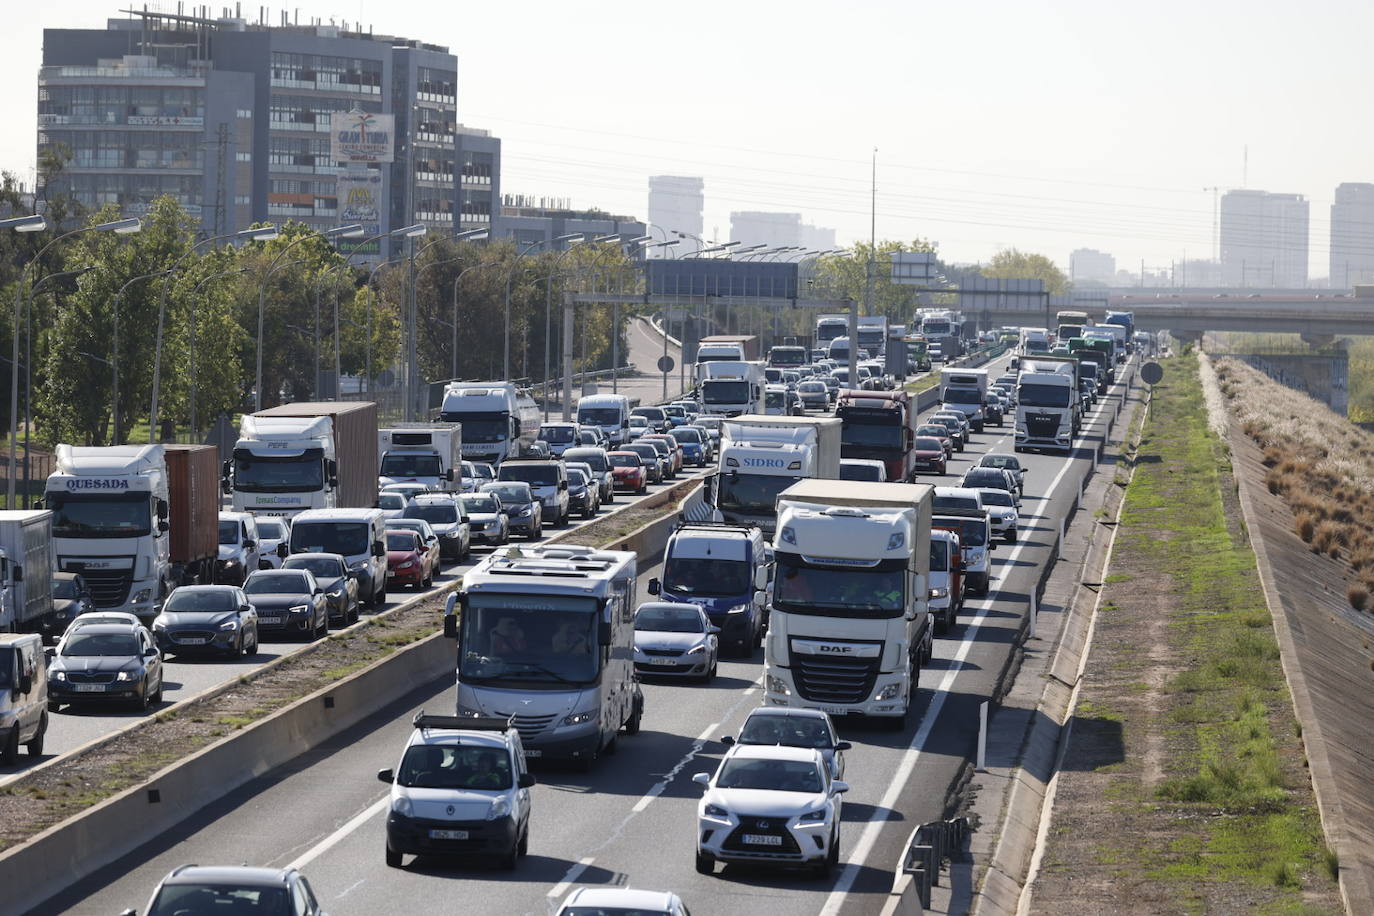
[
  {"xmin": 112, "ymin": 269, "xmax": 173, "ymax": 444},
  {"xmin": 542, "ymin": 233, "xmax": 585, "ymax": 419},
  {"xmin": 505, "ymin": 238, "xmax": 550, "ymax": 381}
]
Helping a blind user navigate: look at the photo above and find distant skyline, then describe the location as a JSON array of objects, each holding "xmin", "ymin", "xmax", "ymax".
[{"xmin": 10, "ymin": 0, "xmax": 1374, "ymax": 278}]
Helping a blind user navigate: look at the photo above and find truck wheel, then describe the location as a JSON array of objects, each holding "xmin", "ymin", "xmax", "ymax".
[
  {"xmin": 624, "ymin": 694, "xmax": 643, "ymax": 735},
  {"xmin": 26, "ymin": 715, "xmax": 46, "ymax": 757}
]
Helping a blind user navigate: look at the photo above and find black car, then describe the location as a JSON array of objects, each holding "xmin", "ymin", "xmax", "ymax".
[
  {"xmin": 282, "ymin": 553, "xmax": 359, "ymax": 626},
  {"xmin": 47, "ymin": 623, "xmax": 163, "ymax": 711},
  {"xmin": 565, "ymin": 467, "xmax": 600, "ymax": 519},
  {"xmin": 241, "ymin": 569, "xmax": 329, "ymax": 640},
  {"xmin": 152, "ymin": 585, "xmax": 260, "ymax": 658},
  {"xmin": 134, "ymin": 865, "xmax": 326, "ymax": 916},
  {"xmin": 43, "ymin": 572, "xmax": 94, "ymax": 644},
  {"xmin": 984, "ymin": 395, "xmax": 1004, "ymax": 426}
]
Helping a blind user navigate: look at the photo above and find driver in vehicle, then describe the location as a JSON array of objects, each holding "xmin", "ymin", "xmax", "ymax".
[{"xmin": 490, "ymin": 617, "xmax": 527, "ymax": 655}]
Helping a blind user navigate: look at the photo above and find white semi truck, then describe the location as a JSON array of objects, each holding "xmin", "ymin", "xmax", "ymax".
[
  {"xmin": 377, "ymin": 425, "xmax": 463, "ymax": 492},
  {"xmin": 766, "ymin": 479, "xmax": 934, "ymax": 728},
  {"xmin": 1015, "ymin": 357, "xmax": 1081, "ymax": 454},
  {"xmin": 229, "ymin": 401, "xmax": 378, "ymax": 517},
  {"xmin": 438, "ymin": 382, "xmax": 540, "ymax": 466},
  {"xmin": 710, "ymin": 416, "xmax": 843, "ymax": 535},
  {"xmin": 698, "ymin": 360, "xmax": 766, "ymax": 418}
]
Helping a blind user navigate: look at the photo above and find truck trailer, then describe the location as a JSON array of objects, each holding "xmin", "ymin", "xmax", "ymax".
[
  {"xmin": 229, "ymin": 401, "xmax": 378, "ymax": 516},
  {"xmin": 835, "ymin": 389, "xmax": 919, "ymax": 482},
  {"xmin": 378, "ymin": 425, "xmax": 463, "ymax": 492},
  {"xmin": 0, "ymin": 511, "xmax": 53, "ymax": 635}
]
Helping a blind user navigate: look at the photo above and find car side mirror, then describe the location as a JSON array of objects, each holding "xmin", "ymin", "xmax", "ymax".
[
  {"xmin": 647, "ymin": 577, "xmax": 661, "ymax": 596},
  {"xmin": 119, "ymin": 909, "xmax": 136, "ymax": 916},
  {"xmin": 832, "ymin": 780, "xmax": 850, "ymax": 794},
  {"xmin": 720, "ymin": 735, "xmax": 735, "ymax": 746},
  {"xmin": 708, "ymin": 625, "xmax": 721, "ymax": 635},
  {"xmin": 277, "ymin": 543, "xmax": 289, "ymax": 558},
  {"xmin": 445, "ymin": 468, "xmax": 455, "ymax": 481},
  {"xmin": 559, "ymin": 480, "xmax": 568, "ymax": 491},
  {"xmin": 377, "ymin": 768, "xmax": 395, "ymax": 783},
  {"xmin": 243, "ymin": 539, "xmax": 256, "ymax": 551},
  {"xmin": 836, "ymin": 741, "xmax": 852, "ymax": 751},
  {"xmin": 314, "ymin": 587, "xmax": 324, "ymax": 595},
  {"xmin": 754, "ymin": 567, "xmax": 768, "ymax": 591},
  {"xmin": 143, "ymin": 647, "xmax": 158, "ymax": 658},
  {"xmin": 372, "ymin": 543, "xmax": 386, "ymax": 558},
  {"xmin": 442, "ymin": 614, "xmax": 458, "ymax": 639},
  {"xmin": 691, "ymin": 772, "xmax": 711, "ymax": 788},
  {"xmin": 10, "ymin": 564, "xmax": 20, "ymax": 583},
  {"xmin": 44, "ymin": 647, "xmax": 55, "ymax": 661},
  {"xmin": 518, "ymin": 773, "xmax": 536, "ymax": 789}
]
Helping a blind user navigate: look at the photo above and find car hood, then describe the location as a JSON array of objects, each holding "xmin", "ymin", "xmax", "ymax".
[
  {"xmin": 401, "ymin": 785, "xmax": 503, "ymax": 821},
  {"xmin": 158, "ymin": 610, "xmax": 237, "ymax": 629},
  {"xmin": 52, "ymin": 598, "xmax": 83, "ymax": 617},
  {"xmin": 244, "ymin": 592, "xmax": 311, "ymax": 609},
  {"xmin": 315, "ymin": 575, "xmax": 347, "ymax": 593},
  {"xmin": 704, "ymin": 786, "xmax": 828, "ymax": 817},
  {"xmin": 388, "ymin": 550, "xmax": 421, "ymax": 563},
  {"xmin": 52, "ymin": 654, "xmax": 142, "ymax": 674},
  {"xmin": 468, "ymin": 512, "xmax": 502, "ymax": 524},
  {"xmin": 634, "ymin": 631, "xmax": 709, "ymax": 652},
  {"xmin": 426, "ymin": 522, "xmax": 458, "ymax": 535},
  {"xmin": 913, "ymin": 449, "xmax": 944, "ymax": 460},
  {"xmin": 218, "ymin": 545, "xmax": 244, "ymax": 561}
]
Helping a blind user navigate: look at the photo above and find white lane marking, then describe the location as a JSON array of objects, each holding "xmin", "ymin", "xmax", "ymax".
[
  {"xmin": 818, "ymin": 396, "xmax": 1105, "ymax": 915},
  {"xmin": 288, "ymin": 795, "xmax": 388, "ymax": 872},
  {"xmin": 548, "ymin": 856, "xmax": 596, "ymax": 899},
  {"xmin": 632, "ymin": 722, "xmax": 718, "ymax": 814},
  {"xmin": 333, "ymin": 878, "xmax": 366, "ymax": 899}
]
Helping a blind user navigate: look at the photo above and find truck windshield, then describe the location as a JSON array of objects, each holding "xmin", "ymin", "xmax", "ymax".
[
  {"xmin": 944, "ymin": 389, "xmax": 982, "ymax": 405},
  {"xmin": 440, "ymin": 413, "xmax": 507, "ymax": 443},
  {"xmin": 459, "ymin": 593, "xmax": 600, "ymax": 687},
  {"xmin": 48, "ymin": 491, "xmax": 151, "ymax": 539},
  {"xmin": 232, "ymin": 448, "xmax": 324, "ymax": 492},
  {"xmin": 1018, "ymin": 384, "xmax": 1072, "ymax": 408},
  {"xmin": 291, "ymin": 522, "xmax": 370, "ymax": 557},
  {"xmin": 663, "ymin": 557, "xmax": 750, "ymax": 597},
  {"xmin": 718, "ymin": 472, "xmax": 801, "ymax": 514},
  {"xmin": 577, "ymin": 408, "xmax": 621, "ymax": 426},
  {"xmin": 840, "ymin": 425, "xmax": 902, "ymax": 449},
  {"xmin": 703, "ymin": 381, "xmax": 749, "ymax": 404},
  {"xmin": 774, "ymin": 554, "xmax": 905, "ymax": 619},
  {"xmin": 380, "ymin": 455, "xmax": 442, "ymax": 478},
  {"xmin": 923, "ymin": 321, "xmax": 951, "ymax": 335}
]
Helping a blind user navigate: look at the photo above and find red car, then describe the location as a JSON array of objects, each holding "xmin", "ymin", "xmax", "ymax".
[
  {"xmin": 608, "ymin": 451, "xmax": 648, "ymax": 494},
  {"xmin": 385, "ymin": 529, "xmax": 434, "ymax": 589},
  {"xmin": 912, "ymin": 436, "xmax": 948, "ymax": 475},
  {"xmin": 916, "ymin": 424, "xmax": 955, "ymax": 459}
]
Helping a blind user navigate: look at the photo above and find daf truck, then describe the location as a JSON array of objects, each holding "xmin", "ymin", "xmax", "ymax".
[
  {"xmin": 0, "ymin": 511, "xmax": 53, "ymax": 635},
  {"xmin": 439, "ymin": 383, "xmax": 540, "ymax": 466},
  {"xmin": 445, "ymin": 544, "xmax": 644, "ymax": 770},
  {"xmin": 44, "ymin": 444, "xmax": 219, "ymax": 624},
  {"xmin": 698, "ymin": 360, "xmax": 766, "ymax": 418},
  {"xmin": 710, "ymin": 416, "xmax": 843, "ymax": 534},
  {"xmin": 1015, "ymin": 357, "xmax": 1081, "ymax": 454},
  {"xmin": 229, "ymin": 401, "xmax": 378, "ymax": 516},
  {"xmin": 835, "ymin": 389, "xmax": 919, "ymax": 483},
  {"xmin": 378, "ymin": 425, "xmax": 462, "ymax": 492},
  {"xmin": 938, "ymin": 368, "xmax": 991, "ymax": 432},
  {"xmin": 766, "ymin": 479, "xmax": 934, "ymax": 728}
]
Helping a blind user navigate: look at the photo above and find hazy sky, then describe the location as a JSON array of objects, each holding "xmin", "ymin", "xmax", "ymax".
[{"xmin": 12, "ymin": 1, "xmax": 1373, "ymax": 278}]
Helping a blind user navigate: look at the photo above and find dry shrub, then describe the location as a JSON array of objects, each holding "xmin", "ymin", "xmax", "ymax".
[
  {"xmin": 1315, "ymin": 520, "xmax": 1347, "ymax": 549},
  {"xmin": 1295, "ymin": 513, "xmax": 1317, "ymax": 543},
  {"xmin": 1328, "ymin": 543, "xmax": 1343, "ymax": 559},
  {"xmin": 1349, "ymin": 584, "xmax": 1369, "ymax": 612}
]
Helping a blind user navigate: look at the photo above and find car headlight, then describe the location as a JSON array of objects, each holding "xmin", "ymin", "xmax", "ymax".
[
  {"xmin": 50, "ymin": 670, "xmax": 67, "ymax": 682},
  {"xmin": 799, "ymin": 808, "xmax": 828, "ymax": 822},
  {"xmin": 391, "ymin": 796, "xmax": 413, "ymax": 818},
  {"xmin": 686, "ymin": 644, "xmax": 707, "ymax": 655},
  {"xmin": 766, "ymin": 674, "xmax": 791, "ymax": 696},
  {"xmin": 349, "ymin": 560, "xmax": 369, "ymax": 572},
  {"xmin": 727, "ymin": 603, "xmax": 749, "ymax": 615},
  {"xmin": 132, "ymin": 588, "xmax": 152, "ymax": 604},
  {"xmin": 115, "ymin": 669, "xmax": 139, "ymax": 682},
  {"xmin": 444, "ymin": 531, "xmax": 460, "ymax": 539},
  {"xmin": 397, "ymin": 561, "xmax": 415, "ymax": 570},
  {"xmin": 563, "ymin": 710, "xmax": 595, "ymax": 726},
  {"xmin": 288, "ymin": 604, "xmax": 310, "ymax": 615},
  {"xmin": 152, "ymin": 616, "xmax": 168, "ymax": 630},
  {"xmin": 219, "ymin": 619, "xmax": 239, "ymax": 631},
  {"xmin": 516, "ymin": 506, "xmax": 532, "ymax": 517},
  {"xmin": 930, "ymin": 587, "xmax": 949, "ymax": 598},
  {"xmin": 875, "ymin": 683, "xmax": 903, "ymax": 701},
  {"xmin": 327, "ymin": 589, "xmax": 343, "ymax": 599},
  {"xmin": 704, "ymin": 803, "xmax": 730, "ymax": 819},
  {"xmin": 486, "ymin": 797, "xmax": 511, "ymax": 821},
  {"xmin": 221, "ymin": 559, "xmax": 241, "ymax": 569}
]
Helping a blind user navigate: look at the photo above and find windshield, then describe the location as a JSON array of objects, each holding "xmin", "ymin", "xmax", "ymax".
[
  {"xmin": 931, "ymin": 539, "xmax": 950, "ymax": 569},
  {"xmin": 982, "ymin": 456, "xmax": 1019, "ymax": 471},
  {"xmin": 566, "ymin": 451, "xmax": 607, "ymax": 471},
  {"xmin": 164, "ymin": 590, "xmax": 237, "ymax": 612},
  {"xmin": 380, "ymin": 454, "xmax": 442, "ymax": 478},
  {"xmin": 980, "ymin": 489, "xmax": 1015, "ymax": 507},
  {"xmin": 405, "ymin": 504, "xmax": 458, "ymax": 525},
  {"xmin": 765, "ymin": 391, "xmax": 785, "ymax": 409},
  {"xmin": 578, "ymin": 407, "xmax": 621, "ymax": 426},
  {"xmin": 663, "ymin": 557, "xmax": 750, "ymax": 597},
  {"xmin": 232, "ymin": 447, "xmax": 324, "ymax": 493},
  {"xmin": 917, "ymin": 426, "xmax": 948, "ymax": 439},
  {"xmin": 629, "ymin": 417, "xmax": 648, "ymax": 429},
  {"xmin": 49, "ymin": 491, "xmax": 151, "ymax": 539},
  {"xmin": 717, "ymin": 757, "xmax": 821, "ymax": 793},
  {"xmin": 291, "ymin": 521, "xmax": 370, "ymax": 557},
  {"xmin": 697, "ymin": 419, "xmax": 721, "ymax": 431},
  {"xmin": 840, "ymin": 424, "xmax": 902, "ymax": 450},
  {"xmin": 387, "ymin": 532, "xmax": 420, "ymax": 551},
  {"xmin": 148, "ymin": 885, "xmax": 289, "ymax": 916},
  {"xmin": 398, "ymin": 744, "xmax": 512, "ymax": 790},
  {"xmin": 443, "ymin": 415, "xmax": 506, "ymax": 443},
  {"xmin": 1018, "ymin": 383, "xmax": 1072, "ymax": 408},
  {"xmin": 483, "ymin": 484, "xmax": 531, "ymax": 505},
  {"xmin": 944, "ymin": 388, "xmax": 983, "ymax": 404},
  {"xmin": 936, "ymin": 516, "xmax": 988, "ymax": 547},
  {"xmin": 472, "ymin": 464, "xmax": 495, "ymax": 480},
  {"xmin": 284, "ymin": 557, "xmax": 343, "ymax": 578},
  {"xmin": 459, "ymin": 593, "xmax": 600, "ymax": 686},
  {"xmin": 566, "ymin": 470, "xmax": 588, "ymax": 488},
  {"xmin": 840, "ymin": 463, "xmax": 883, "ymax": 481},
  {"xmin": 460, "ymin": 495, "xmax": 501, "ymax": 514},
  {"xmin": 500, "ymin": 465, "xmax": 559, "ymax": 487},
  {"xmin": 914, "ymin": 437, "xmax": 944, "ymax": 451},
  {"xmin": 378, "ymin": 493, "xmax": 407, "ymax": 510},
  {"xmin": 703, "ymin": 380, "xmax": 749, "ymax": 404},
  {"xmin": 923, "ymin": 320, "xmax": 951, "ymax": 335},
  {"xmin": 63, "ymin": 632, "xmax": 139, "ymax": 657},
  {"xmin": 963, "ymin": 471, "xmax": 1006, "ymax": 489},
  {"xmin": 672, "ymin": 428, "xmax": 702, "ymax": 444},
  {"xmin": 774, "ymin": 554, "xmax": 905, "ymax": 618},
  {"xmin": 718, "ymin": 472, "xmax": 801, "ymax": 514},
  {"xmin": 634, "ymin": 409, "xmax": 665, "ymax": 422},
  {"xmin": 52, "ymin": 578, "xmax": 81, "ymax": 599},
  {"xmin": 539, "ymin": 426, "xmax": 575, "ymax": 443},
  {"xmin": 217, "ymin": 520, "xmax": 240, "ymax": 545},
  {"xmin": 933, "ymin": 495, "xmax": 979, "ymax": 512},
  {"xmin": 244, "ymin": 572, "xmax": 311, "ymax": 594},
  {"xmin": 257, "ymin": 521, "xmax": 285, "ymax": 540},
  {"xmin": 635, "ymin": 606, "xmax": 705, "ymax": 632},
  {"xmin": 627, "ymin": 446, "xmax": 659, "ymax": 463},
  {"xmin": 609, "ymin": 455, "xmax": 640, "ymax": 469},
  {"xmin": 739, "ymin": 715, "xmax": 832, "ymax": 749},
  {"xmin": 800, "ymin": 383, "xmax": 826, "ymax": 393},
  {"xmin": 771, "ymin": 348, "xmax": 806, "ymax": 366}
]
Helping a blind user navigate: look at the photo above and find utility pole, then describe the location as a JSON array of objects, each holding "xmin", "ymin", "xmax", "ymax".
[{"xmin": 864, "ymin": 147, "xmax": 877, "ymax": 318}]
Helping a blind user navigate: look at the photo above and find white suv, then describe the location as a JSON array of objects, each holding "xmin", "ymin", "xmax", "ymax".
[{"xmin": 379, "ymin": 713, "xmax": 535, "ymax": 870}]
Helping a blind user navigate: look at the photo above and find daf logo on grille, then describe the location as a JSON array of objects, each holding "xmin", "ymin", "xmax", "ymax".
[{"xmin": 446, "ymin": 805, "xmax": 455, "ymax": 816}]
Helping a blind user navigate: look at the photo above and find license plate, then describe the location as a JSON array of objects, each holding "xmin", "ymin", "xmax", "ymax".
[
  {"xmin": 386, "ymin": 571, "xmax": 396, "ymax": 578},
  {"xmin": 259, "ymin": 616, "xmax": 281, "ymax": 625},
  {"xmin": 743, "ymin": 834, "xmax": 783, "ymax": 846},
  {"xmin": 650, "ymin": 657, "xmax": 677, "ymax": 666},
  {"xmin": 821, "ymin": 706, "xmax": 850, "ymax": 716},
  {"xmin": 428, "ymin": 829, "xmax": 469, "ymax": 840},
  {"xmin": 74, "ymin": 684, "xmax": 105, "ymax": 692},
  {"xmin": 177, "ymin": 637, "xmax": 207, "ymax": 645},
  {"xmin": 522, "ymin": 749, "xmax": 542, "ymax": 758}
]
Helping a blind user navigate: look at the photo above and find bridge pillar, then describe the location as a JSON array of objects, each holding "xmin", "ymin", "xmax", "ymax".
[
  {"xmin": 1172, "ymin": 329, "xmax": 1203, "ymax": 347},
  {"xmin": 1301, "ymin": 332, "xmax": 1336, "ymax": 348}
]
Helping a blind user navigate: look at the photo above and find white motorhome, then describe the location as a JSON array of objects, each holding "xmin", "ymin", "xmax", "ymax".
[
  {"xmin": 576, "ymin": 394, "xmax": 635, "ymax": 447},
  {"xmin": 711, "ymin": 416, "xmax": 842, "ymax": 535},
  {"xmin": 939, "ymin": 368, "xmax": 990, "ymax": 432},
  {"xmin": 377, "ymin": 426, "xmax": 462, "ymax": 492},
  {"xmin": 439, "ymin": 383, "xmax": 540, "ymax": 466},
  {"xmin": 446, "ymin": 545, "xmax": 644, "ymax": 770},
  {"xmin": 767, "ymin": 479, "xmax": 935, "ymax": 728},
  {"xmin": 698, "ymin": 361, "xmax": 766, "ymax": 418}
]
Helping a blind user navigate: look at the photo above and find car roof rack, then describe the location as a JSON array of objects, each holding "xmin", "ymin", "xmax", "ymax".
[{"xmin": 412, "ymin": 712, "xmax": 514, "ymax": 732}]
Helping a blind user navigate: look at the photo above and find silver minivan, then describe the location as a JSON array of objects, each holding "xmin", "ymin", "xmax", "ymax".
[{"xmin": 0, "ymin": 633, "xmax": 48, "ymax": 762}]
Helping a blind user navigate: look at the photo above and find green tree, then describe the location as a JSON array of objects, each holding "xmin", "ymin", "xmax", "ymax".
[
  {"xmin": 158, "ymin": 247, "xmax": 253, "ymax": 430},
  {"xmin": 810, "ymin": 239, "xmax": 941, "ymax": 324},
  {"xmin": 980, "ymin": 248, "xmax": 1070, "ymax": 296}
]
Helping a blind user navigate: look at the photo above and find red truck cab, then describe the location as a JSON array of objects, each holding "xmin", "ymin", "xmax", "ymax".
[{"xmin": 835, "ymin": 389, "xmax": 919, "ymax": 483}]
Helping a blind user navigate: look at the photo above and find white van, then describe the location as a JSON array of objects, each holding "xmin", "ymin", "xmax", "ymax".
[
  {"xmin": 0, "ymin": 633, "xmax": 48, "ymax": 762},
  {"xmin": 288, "ymin": 509, "xmax": 389, "ymax": 608},
  {"xmin": 575, "ymin": 394, "xmax": 634, "ymax": 447}
]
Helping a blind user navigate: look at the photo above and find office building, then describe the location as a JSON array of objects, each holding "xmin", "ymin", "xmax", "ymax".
[
  {"xmin": 1069, "ymin": 248, "xmax": 1116, "ymax": 285},
  {"xmin": 800, "ymin": 223, "xmax": 837, "ymax": 251},
  {"xmin": 730, "ymin": 211, "xmax": 802, "ymax": 251},
  {"xmin": 37, "ymin": 7, "xmax": 463, "ymax": 259},
  {"xmin": 455, "ymin": 125, "xmax": 500, "ymax": 233},
  {"xmin": 1220, "ymin": 189, "xmax": 1309, "ymax": 288},
  {"xmin": 647, "ymin": 175, "xmax": 703, "ymax": 254},
  {"xmin": 500, "ymin": 194, "xmax": 646, "ymax": 251},
  {"xmin": 1330, "ymin": 182, "xmax": 1374, "ymax": 289}
]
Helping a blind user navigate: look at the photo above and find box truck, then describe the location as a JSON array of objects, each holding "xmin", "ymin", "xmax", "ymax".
[
  {"xmin": 0, "ymin": 511, "xmax": 53, "ymax": 635},
  {"xmin": 378, "ymin": 425, "xmax": 463, "ymax": 492},
  {"xmin": 709, "ymin": 416, "xmax": 843, "ymax": 534}
]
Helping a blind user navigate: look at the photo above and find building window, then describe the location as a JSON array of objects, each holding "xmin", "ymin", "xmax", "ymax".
[
  {"xmin": 234, "ymin": 195, "xmax": 251, "ymax": 205},
  {"xmin": 237, "ymin": 109, "xmax": 253, "ymax": 120},
  {"xmin": 235, "ymin": 151, "xmax": 252, "ymax": 162}
]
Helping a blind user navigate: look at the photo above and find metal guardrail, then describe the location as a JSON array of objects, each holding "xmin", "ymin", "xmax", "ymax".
[{"xmin": 901, "ymin": 816, "xmax": 971, "ymax": 909}]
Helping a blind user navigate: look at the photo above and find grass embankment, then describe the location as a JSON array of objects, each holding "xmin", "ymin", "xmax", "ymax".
[
  {"xmin": 1033, "ymin": 356, "xmax": 1339, "ymax": 913},
  {"xmin": 904, "ymin": 373, "xmax": 940, "ymax": 395},
  {"xmin": 1215, "ymin": 356, "xmax": 1374, "ymax": 612}
]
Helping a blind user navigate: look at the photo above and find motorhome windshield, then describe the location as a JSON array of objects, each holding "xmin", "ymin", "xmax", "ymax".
[
  {"xmin": 944, "ymin": 388, "xmax": 983, "ymax": 404},
  {"xmin": 380, "ymin": 454, "xmax": 442, "ymax": 478},
  {"xmin": 1017, "ymin": 384, "xmax": 1073, "ymax": 408},
  {"xmin": 703, "ymin": 381, "xmax": 749, "ymax": 404},
  {"xmin": 774, "ymin": 553, "xmax": 906, "ymax": 619},
  {"xmin": 663, "ymin": 556, "xmax": 751, "ymax": 597},
  {"xmin": 439, "ymin": 412, "xmax": 507, "ymax": 442},
  {"xmin": 718, "ymin": 472, "xmax": 802, "ymax": 514},
  {"xmin": 459, "ymin": 593, "xmax": 600, "ymax": 687},
  {"xmin": 232, "ymin": 447, "xmax": 325, "ymax": 493},
  {"xmin": 291, "ymin": 521, "xmax": 370, "ymax": 557},
  {"xmin": 49, "ymin": 491, "xmax": 151, "ymax": 539},
  {"xmin": 577, "ymin": 407, "xmax": 621, "ymax": 427}
]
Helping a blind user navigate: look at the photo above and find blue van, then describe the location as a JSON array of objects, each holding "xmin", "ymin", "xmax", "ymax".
[{"xmin": 648, "ymin": 523, "xmax": 770, "ymax": 656}]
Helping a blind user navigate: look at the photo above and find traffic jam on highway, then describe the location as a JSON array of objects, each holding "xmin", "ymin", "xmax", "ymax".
[{"xmin": 2, "ymin": 308, "xmax": 1148, "ymax": 915}]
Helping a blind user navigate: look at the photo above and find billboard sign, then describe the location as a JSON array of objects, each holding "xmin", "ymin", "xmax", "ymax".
[
  {"xmin": 330, "ymin": 109, "xmax": 394, "ymax": 163},
  {"xmin": 336, "ymin": 169, "xmax": 382, "ymax": 235},
  {"xmin": 646, "ymin": 260, "xmax": 798, "ymax": 299}
]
